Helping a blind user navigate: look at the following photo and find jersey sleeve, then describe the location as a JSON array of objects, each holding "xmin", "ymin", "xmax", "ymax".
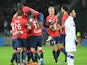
[{"xmin": 46, "ymin": 16, "xmax": 51, "ymax": 26}]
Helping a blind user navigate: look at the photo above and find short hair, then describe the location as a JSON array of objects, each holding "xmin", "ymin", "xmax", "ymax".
[
  {"xmin": 62, "ymin": 5, "xmax": 68, "ymax": 11},
  {"xmin": 68, "ymin": 8, "xmax": 75, "ymax": 15},
  {"xmin": 17, "ymin": 2, "xmax": 23, "ymax": 10}
]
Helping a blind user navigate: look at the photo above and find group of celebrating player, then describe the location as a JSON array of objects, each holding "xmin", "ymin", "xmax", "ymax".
[
  {"xmin": 10, "ymin": 2, "xmax": 77, "ymax": 65},
  {"xmin": 10, "ymin": 2, "xmax": 44, "ymax": 65}
]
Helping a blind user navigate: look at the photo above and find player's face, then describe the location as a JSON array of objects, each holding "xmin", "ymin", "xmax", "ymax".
[
  {"xmin": 72, "ymin": 10, "xmax": 76, "ymax": 18},
  {"xmin": 48, "ymin": 7, "xmax": 55, "ymax": 16}
]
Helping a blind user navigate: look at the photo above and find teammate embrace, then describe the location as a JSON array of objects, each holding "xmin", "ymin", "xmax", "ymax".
[{"xmin": 10, "ymin": 2, "xmax": 44, "ymax": 65}]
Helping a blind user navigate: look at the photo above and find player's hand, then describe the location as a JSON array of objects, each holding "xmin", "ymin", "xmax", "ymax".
[
  {"xmin": 16, "ymin": 31, "xmax": 23, "ymax": 36},
  {"xmin": 50, "ymin": 25, "xmax": 55, "ymax": 31},
  {"xmin": 37, "ymin": 22, "xmax": 43, "ymax": 28}
]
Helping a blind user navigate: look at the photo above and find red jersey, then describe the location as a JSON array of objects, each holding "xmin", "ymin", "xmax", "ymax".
[
  {"xmin": 23, "ymin": 6, "xmax": 39, "ymax": 19},
  {"xmin": 13, "ymin": 17, "xmax": 28, "ymax": 39},
  {"xmin": 11, "ymin": 17, "xmax": 17, "ymax": 39},
  {"xmin": 61, "ymin": 12, "xmax": 68, "ymax": 34},
  {"xmin": 29, "ymin": 19, "xmax": 42, "ymax": 36},
  {"xmin": 46, "ymin": 15, "xmax": 60, "ymax": 37}
]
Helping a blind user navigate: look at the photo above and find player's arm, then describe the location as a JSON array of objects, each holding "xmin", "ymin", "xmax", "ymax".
[
  {"xmin": 60, "ymin": 24, "xmax": 65, "ymax": 29},
  {"xmin": 13, "ymin": 11, "xmax": 19, "ymax": 18}
]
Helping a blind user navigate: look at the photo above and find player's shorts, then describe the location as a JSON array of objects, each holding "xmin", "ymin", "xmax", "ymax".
[
  {"xmin": 12, "ymin": 39, "xmax": 17, "ymax": 50},
  {"xmin": 59, "ymin": 34, "xmax": 66, "ymax": 44},
  {"xmin": 65, "ymin": 37, "xmax": 76, "ymax": 52},
  {"xmin": 16, "ymin": 38, "xmax": 27, "ymax": 48},
  {"xmin": 50, "ymin": 36, "xmax": 60, "ymax": 45},
  {"xmin": 28, "ymin": 36, "xmax": 43, "ymax": 48}
]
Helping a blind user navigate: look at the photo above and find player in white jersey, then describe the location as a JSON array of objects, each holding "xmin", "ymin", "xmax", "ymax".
[{"xmin": 65, "ymin": 9, "xmax": 77, "ymax": 65}]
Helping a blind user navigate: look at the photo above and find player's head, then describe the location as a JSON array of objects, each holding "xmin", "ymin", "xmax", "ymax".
[
  {"xmin": 17, "ymin": 10, "xmax": 22, "ymax": 16},
  {"xmin": 61, "ymin": 5, "xmax": 68, "ymax": 13},
  {"xmin": 48, "ymin": 6, "xmax": 55, "ymax": 16},
  {"xmin": 17, "ymin": 2, "xmax": 23, "ymax": 10},
  {"xmin": 69, "ymin": 9, "xmax": 76, "ymax": 18},
  {"xmin": 27, "ymin": 10, "xmax": 34, "ymax": 18}
]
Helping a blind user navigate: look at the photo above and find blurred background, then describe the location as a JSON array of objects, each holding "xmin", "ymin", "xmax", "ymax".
[{"xmin": 0, "ymin": 0, "xmax": 87, "ymax": 46}]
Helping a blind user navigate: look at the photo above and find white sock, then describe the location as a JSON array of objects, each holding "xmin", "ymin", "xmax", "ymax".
[{"xmin": 67, "ymin": 53, "xmax": 74, "ymax": 65}]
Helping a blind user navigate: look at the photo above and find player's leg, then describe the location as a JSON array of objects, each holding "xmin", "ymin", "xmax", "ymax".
[
  {"xmin": 56, "ymin": 36, "xmax": 62, "ymax": 60},
  {"xmin": 57, "ymin": 35, "xmax": 67, "ymax": 62},
  {"xmin": 67, "ymin": 52, "xmax": 75, "ymax": 65},
  {"xmin": 34, "ymin": 47, "xmax": 40, "ymax": 62},
  {"xmin": 29, "ymin": 36, "xmax": 36, "ymax": 63},
  {"xmin": 61, "ymin": 35, "xmax": 67, "ymax": 62},
  {"xmin": 10, "ymin": 39, "xmax": 17, "ymax": 64},
  {"xmin": 16, "ymin": 38, "xmax": 21, "ymax": 65},
  {"xmin": 36, "ymin": 36, "xmax": 44, "ymax": 65},
  {"xmin": 50, "ymin": 37, "xmax": 58, "ymax": 63},
  {"xmin": 21, "ymin": 39, "xmax": 27, "ymax": 65},
  {"xmin": 27, "ymin": 37, "xmax": 32, "ymax": 65},
  {"xmin": 65, "ymin": 39, "xmax": 76, "ymax": 65}
]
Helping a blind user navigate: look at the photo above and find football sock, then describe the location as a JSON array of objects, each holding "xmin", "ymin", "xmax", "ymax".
[
  {"xmin": 39, "ymin": 50, "xmax": 43, "ymax": 59},
  {"xmin": 34, "ymin": 50, "xmax": 39, "ymax": 62},
  {"xmin": 52, "ymin": 50, "xmax": 57, "ymax": 63},
  {"xmin": 22, "ymin": 49, "xmax": 27, "ymax": 65},
  {"xmin": 67, "ymin": 53, "xmax": 74, "ymax": 65},
  {"xmin": 17, "ymin": 51, "xmax": 20, "ymax": 64},
  {"xmin": 62, "ymin": 48, "xmax": 67, "ymax": 62},
  {"xmin": 11, "ymin": 52, "xmax": 16, "ymax": 63}
]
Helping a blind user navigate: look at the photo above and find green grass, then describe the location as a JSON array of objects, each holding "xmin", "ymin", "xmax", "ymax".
[{"xmin": 0, "ymin": 46, "xmax": 87, "ymax": 65}]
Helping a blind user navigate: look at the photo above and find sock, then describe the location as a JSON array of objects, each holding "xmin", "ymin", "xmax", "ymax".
[
  {"xmin": 22, "ymin": 50, "xmax": 27, "ymax": 65},
  {"xmin": 57, "ymin": 49, "xmax": 60, "ymax": 60},
  {"xmin": 28, "ymin": 50, "xmax": 35, "ymax": 62},
  {"xmin": 32, "ymin": 51, "xmax": 35, "ymax": 62},
  {"xmin": 67, "ymin": 53, "xmax": 74, "ymax": 65},
  {"xmin": 39, "ymin": 50, "xmax": 43, "ymax": 59},
  {"xmin": 34, "ymin": 50, "xmax": 39, "ymax": 62},
  {"xmin": 62, "ymin": 48, "xmax": 67, "ymax": 62},
  {"xmin": 27, "ymin": 50, "xmax": 31, "ymax": 62},
  {"xmin": 11, "ymin": 52, "xmax": 16, "ymax": 63},
  {"xmin": 15, "ymin": 54, "xmax": 17, "ymax": 63},
  {"xmin": 52, "ymin": 50, "xmax": 57, "ymax": 63},
  {"xmin": 17, "ymin": 51, "xmax": 20, "ymax": 64},
  {"xmin": 22, "ymin": 50, "xmax": 23, "ymax": 61}
]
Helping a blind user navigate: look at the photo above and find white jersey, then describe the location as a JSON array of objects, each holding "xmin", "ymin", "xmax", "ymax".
[{"xmin": 65, "ymin": 16, "xmax": 76, "ymax": 52}]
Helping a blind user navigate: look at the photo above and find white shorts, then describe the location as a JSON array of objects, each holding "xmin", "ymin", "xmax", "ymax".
[{"xmin": 65, "ymin": 37, "xmax": 76, "ymax": 52}]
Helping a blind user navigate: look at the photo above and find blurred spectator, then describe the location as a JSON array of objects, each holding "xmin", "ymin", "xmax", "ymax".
[{"xmin": 3, "ymin": 19, "xmax": 8, "ymax": 36}]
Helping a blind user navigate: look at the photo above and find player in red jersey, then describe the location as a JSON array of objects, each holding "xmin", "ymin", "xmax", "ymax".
[
  {"xmin": 10, "ymin": 17, "xmax": 18, "ymax": 65},
  {"xmin": 13, "ymin": 3, "xmax": 44, "ymax": 65},
  {"xmin": 11, "ymin": 10, "xmax": 29, "ymax": 65},
  {"xmin": 57, "ymin": 5, "xmax": 69, "ymax": 63},
  {"xmin": 14, "ymin": 2, "xmax": 44, "ymax": 23},
  {"xmin": 46, "ymin": 6, "xmax": 60, "ymax": 63},
  {"xmin": 26, "ymin": 15, "xmax": 44, "ymax": 65}
]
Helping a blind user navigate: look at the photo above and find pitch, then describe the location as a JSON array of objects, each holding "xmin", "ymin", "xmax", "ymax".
[{"xmin": 0, "ymin": 46, "xmax": 87, "ymax": 65}]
